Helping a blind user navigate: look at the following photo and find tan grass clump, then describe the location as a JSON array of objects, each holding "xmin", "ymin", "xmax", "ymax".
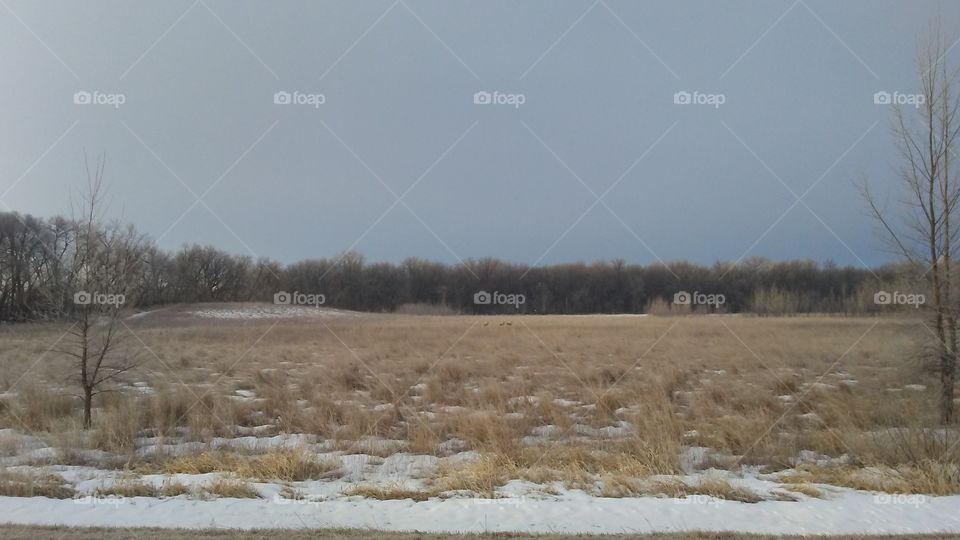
[
  {"xmin": 201, "ymin": 477, "xmax": 260, "ymax": 499},
  {"xmin": 781, "ymin": 461, "xmax": 960, "ymax": 495},
  {"xmin": 162, "ymin": 448, "xmax": 339, "ymax": 481},
  {"xmin": 345, "ymin": 484, "xmax": 431, "ymax": 502},
  {"xmin": 9, "ymin": 384, "xmax": 77, "ymax": 432},
  {"xmin": 94, "ymin": 477, "xmax": 159, "ymax": 498},
  {"xmin": 278, "ymin": 484, "xmax": 305, "ymax": 500},
  {"xmin": 652, "ymin": 477, "xmax": 763, "ymax": 503},
  {"xmin": 159, "ymin": 479, "xmax": 191, "ymax": 497},
  {"xmin": 431, "ymin": 454, "xmax": 517, "ymax": 497},
  {"xmin": 0, "ymin": 470, "xmax": 75, "ymax": 499}
]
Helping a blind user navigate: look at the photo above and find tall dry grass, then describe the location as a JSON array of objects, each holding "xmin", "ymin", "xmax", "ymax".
[{"xmin": 0, "ymin": 310, "xmax": 955, "ymax": 494}]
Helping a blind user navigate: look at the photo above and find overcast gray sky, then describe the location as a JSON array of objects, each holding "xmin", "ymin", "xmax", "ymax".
[{"xmin": 2, "ymin": 0, "xmax": 958, "ymax": 268}]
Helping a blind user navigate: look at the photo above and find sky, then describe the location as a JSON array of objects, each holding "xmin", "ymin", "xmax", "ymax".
[{"xmin": 2, "ymin": 0, "xmax": 959, "ymax": 269}]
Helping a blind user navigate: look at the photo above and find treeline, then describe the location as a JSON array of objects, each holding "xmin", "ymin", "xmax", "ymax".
[{"xmin": 1, "ymin": 208, "xmax": 906, "ymax": 321}]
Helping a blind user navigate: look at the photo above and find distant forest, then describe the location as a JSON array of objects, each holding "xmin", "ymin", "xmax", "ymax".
[{"xmin": 0, "ymin": 208, "xmax": 911, "ymax": 322}]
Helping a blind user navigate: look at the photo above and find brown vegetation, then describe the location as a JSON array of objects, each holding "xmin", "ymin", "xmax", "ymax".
[{"xmin": 0, "ymin": 312, "xmax": 957, "ymax": 497}]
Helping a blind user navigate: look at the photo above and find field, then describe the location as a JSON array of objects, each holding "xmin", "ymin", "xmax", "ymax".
[{"xmin": 0, "ymin": 306, "xmax": 958, "ymax": 534}]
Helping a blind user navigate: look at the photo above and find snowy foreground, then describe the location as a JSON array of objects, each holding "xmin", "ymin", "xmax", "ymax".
[
  {"xmin": 2, "ymin": 430, "xmax": 959, "ymax": 535},
  {"xmin": 2, "ymin": 489, "xmax": 959, "ymax": 535}
]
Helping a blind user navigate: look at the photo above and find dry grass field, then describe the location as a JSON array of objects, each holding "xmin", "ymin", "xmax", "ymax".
[{"xmin": 1, "ymin": 305, "xmax": 956, "ymax": 508}]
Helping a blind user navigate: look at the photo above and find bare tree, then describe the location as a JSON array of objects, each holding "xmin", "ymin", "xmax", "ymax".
[
  {"xmin": 58, "ymin": 155, "xmax": 146, "ymax": 429},
  {"xmin": 862, "ymin": 20, "xmax": 960, "ymax": 424}
]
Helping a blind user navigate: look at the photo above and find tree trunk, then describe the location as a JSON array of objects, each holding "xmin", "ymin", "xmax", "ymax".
[
  {"xmin": 83, "ymin": 386, "xmax": 93, "ymax": 429},
  {"xmin": 944, "ymin": 355, "xmax": 956, "ymax": 424}
]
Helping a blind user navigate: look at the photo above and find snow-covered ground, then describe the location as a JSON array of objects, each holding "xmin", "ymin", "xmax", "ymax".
[
  {"xmin": 1, "ymin": 487, "xmax": 958, "ymax": 535},
  {"xmin": 1, "ymin": 437, "xmax": 957, "ymax": 536}
]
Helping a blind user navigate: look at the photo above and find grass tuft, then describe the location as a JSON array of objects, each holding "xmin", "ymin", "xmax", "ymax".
[
  {"xmin": 344, "ymin": 484, "xmax": 431, "ymax": 502},
  {"xmin": 162, "ymin": 448, "xmax": 339, "ymax": 481},
  {"xmin": 0, "ymin": 470, "xmax": 75, "ymax": 499}
]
